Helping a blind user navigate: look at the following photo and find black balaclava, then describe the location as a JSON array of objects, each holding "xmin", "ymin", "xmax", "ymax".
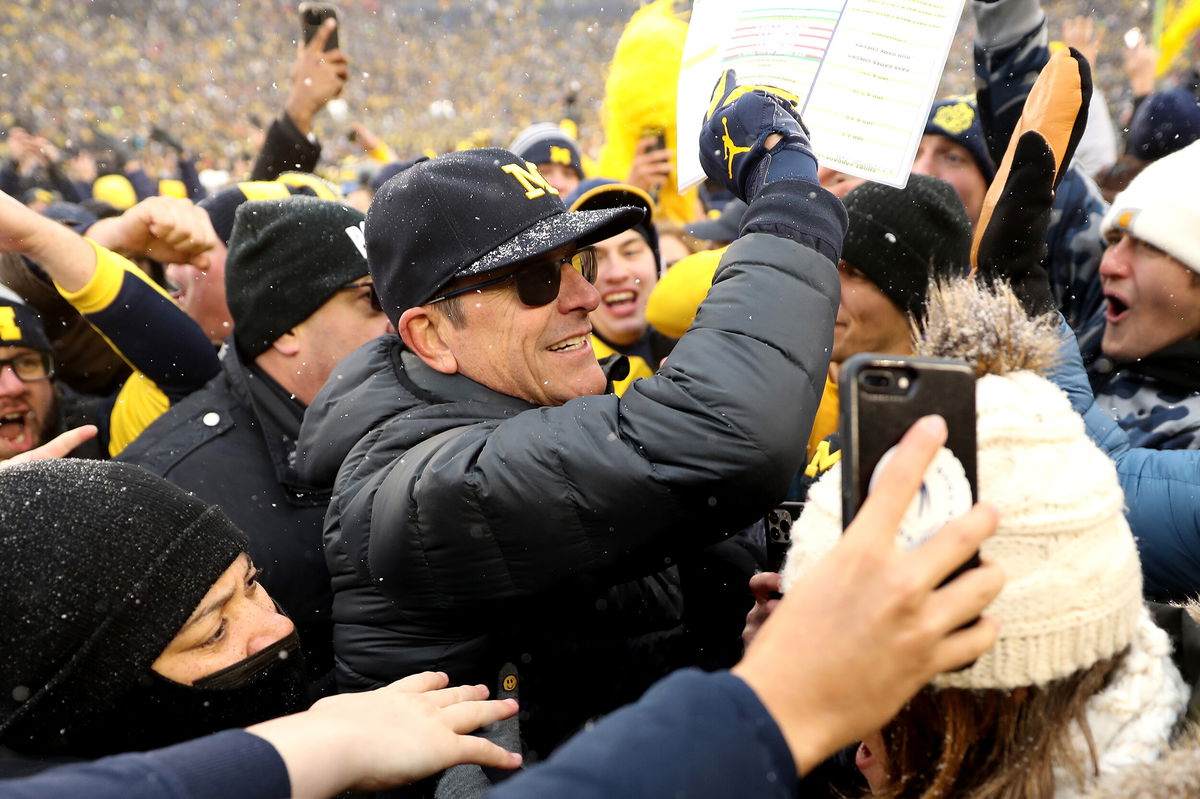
[
  {"xmin": 0, "ymin": 460, "xmax": 307, "ymax": 759},
  {"xmin": 38, "ymin": 631, "xmax": 308, "ymax": 758}
]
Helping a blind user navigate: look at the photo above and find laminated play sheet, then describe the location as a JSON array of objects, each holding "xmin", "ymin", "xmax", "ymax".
[{"xmin": 677, "ymin": 0, "xmax": 967, "ymax": 189}]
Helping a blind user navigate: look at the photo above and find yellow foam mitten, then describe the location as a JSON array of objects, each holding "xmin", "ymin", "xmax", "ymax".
[
  {"xmin": 596, "ymin": 0, "xmax": 701, "ymax": 223},
  {"xmin": 645, "ymin": 247, "xmax": 725, "ymax": 338}
]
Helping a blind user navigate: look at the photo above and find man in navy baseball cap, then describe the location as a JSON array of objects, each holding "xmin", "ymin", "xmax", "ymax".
[{"xmin": 301, "ymin": 77, "xmax": 846, "ymax": 784}]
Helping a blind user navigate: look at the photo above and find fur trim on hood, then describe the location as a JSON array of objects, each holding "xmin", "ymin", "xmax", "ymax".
[{"xmin": 1082, "ymin": 723, "xmax": 1200, "ymax": 798}]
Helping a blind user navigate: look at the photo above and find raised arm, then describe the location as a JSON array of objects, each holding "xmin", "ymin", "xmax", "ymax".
[
  {"xmin": 0, "ymin": 191, "xmax": 220, "ymax": 454},
  {"xmin": 0, "ymin": 672, "xmax": 520, "ymax": 799},
  {"xmin": 0, "ymin": 187, "xmax": 95, "ymax": 272},
  {"xmin": 250, "ymin": 18, "xmax": 348, "ymax": 180}
]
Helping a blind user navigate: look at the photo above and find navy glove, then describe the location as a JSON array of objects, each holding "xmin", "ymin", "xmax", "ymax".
[{"xmin": 699, "ymin": 69, "xmax": 819, "ymax": 203}]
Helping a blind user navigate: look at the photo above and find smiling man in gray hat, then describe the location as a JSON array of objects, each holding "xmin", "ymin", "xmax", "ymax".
[{"xmin": 296, "ymin": 75, "xmax": 848, "ymax": 780}]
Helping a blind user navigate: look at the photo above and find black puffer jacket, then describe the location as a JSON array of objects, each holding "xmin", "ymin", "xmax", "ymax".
[{"xmin": 295, "ymin": 181, "xmax": 845, "ymax": 758}]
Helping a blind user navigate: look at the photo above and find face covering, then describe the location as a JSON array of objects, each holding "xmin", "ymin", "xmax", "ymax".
[
  {"xmin": 10, "ymin": 630, "xmax": 308, "ymax": 759},
  {"xmin": 193, "ymin": 629, "xmax": 301, "ymax": 689}
]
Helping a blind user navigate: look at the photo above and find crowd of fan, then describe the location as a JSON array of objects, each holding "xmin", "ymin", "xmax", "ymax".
[
  {"xmin": 2, "ymin": 0, "xmax": 1184, "ymax": 191},
  {"xmin": 2, "ymin": 0, "xmax": 634, "ymax": 168}
]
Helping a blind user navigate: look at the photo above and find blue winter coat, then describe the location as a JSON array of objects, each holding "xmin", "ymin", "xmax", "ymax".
[{"xmin": 1051, "ymin": 322, "xmax": 1200, "ymax": 600}]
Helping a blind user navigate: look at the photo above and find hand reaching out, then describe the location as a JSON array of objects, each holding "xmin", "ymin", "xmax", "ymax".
[
  {"xmin": 349, "ymin": 122, "xmax": 381, "ymax": 154},
  {"xmin": 87, "ymin": 194, "xmax": 220, "ymax": 272},
  {"xmin": 247, "ymin": 671, "xmax": 521, "ymax": 797},
  {"xmin": 1061, "ymin": 16, "xmax": 1105, "ymax": 71},
  {"xmin": 1123, "ymin": 32, "xmax": 1158, "ymax": 97},
  {"xmin": 1, "ymin": 426, "xmax": 98, "ymax": 466},
  {"xmin": 86, "ymin": 195, "xmax": 219, "ymax": 273},
  {"xmin": 0, "ymin": 190, "xmax": 215, "ymax": 294}
]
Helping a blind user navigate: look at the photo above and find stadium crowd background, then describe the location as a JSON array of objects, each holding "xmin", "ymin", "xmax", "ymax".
[{"xmin": 0, "ymin": 0, "xmax": 1163, "ymax": 185}]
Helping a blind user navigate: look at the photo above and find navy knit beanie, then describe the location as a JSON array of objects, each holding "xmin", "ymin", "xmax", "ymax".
[
  {"xmin": 925, "ymin": 98, "xmax": 996, "ymax": 182},
  {"xmin": 1127, "ymin": 86, "xmax": 1200, "ymax": 163},
  {"xmin": 0, "ymin": 285, "xmax": 52, "ymax": 355},
  {"xmin": 509, "ymin": 123, "xmax": 584, "ymax": 178}
]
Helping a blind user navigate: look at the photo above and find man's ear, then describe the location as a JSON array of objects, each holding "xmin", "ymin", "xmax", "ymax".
[
  {"xmin": 270, "ymin": 329, "xmax": 301, "ymax": 357},
  {"xmin": 398, "ymin": 307, "xmax": 458, "ymax": 374}
]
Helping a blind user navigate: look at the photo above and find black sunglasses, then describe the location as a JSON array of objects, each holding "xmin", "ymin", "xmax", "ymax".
[
  {"xmin": 341, "ymin": 280, "xmax": 383, "ymax": 313},
  {"xmin": 428, "ymin": 247, "xmax": 598, "ymax": 308},
  {"xmin": 0, "ymin": 351, "xmax": 54, "ymax": 383}
]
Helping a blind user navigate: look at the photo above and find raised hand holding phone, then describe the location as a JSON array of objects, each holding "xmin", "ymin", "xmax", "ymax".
[
  {"xmin": 287, "ymin": 4, "xmax": 349, "ymax": 137},
  {"xmin": 736, "ymin": 414, "xmax": 1003, "ymax": 774},
  {"xmin": 299, "ymin": 2, "xmax": 340, "ymax": 50}
]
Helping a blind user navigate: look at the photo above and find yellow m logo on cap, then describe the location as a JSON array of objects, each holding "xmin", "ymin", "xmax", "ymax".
[
  {"xmin": 804, "ymin": 438, "xmax": 842, "ymax": 479},
  {"xmin": 932, "ymin": 102, "xmax": 976, "ymax": 136},
  {"xmin": 549, "ymin": 146, "xmax": 573, "ymax": 166},
  {"xmin": 501, "ymin": 162, "xmax": 561, "ymax": 199},
  {"xmin": 0, "ymin": 307, "xmax": 23, "ymax": 342}
]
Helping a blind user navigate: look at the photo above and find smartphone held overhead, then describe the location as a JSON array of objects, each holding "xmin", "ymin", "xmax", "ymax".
[{"xmin": 299, "ymin": 2, "xmax": 340, "ymax": 50}]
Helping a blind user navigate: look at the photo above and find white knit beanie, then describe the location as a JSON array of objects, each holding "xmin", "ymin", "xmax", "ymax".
[
  {"xmin": 1101, "ymin": 139, "xmax": 1200, "ymax": 275},
  {"xmin": 783, "ymin": 369, "xmax": 1143, "ymax": 688}
]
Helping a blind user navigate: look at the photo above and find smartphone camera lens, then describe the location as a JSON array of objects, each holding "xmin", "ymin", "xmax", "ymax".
[{"xmin": 863, "ymin": 371, "xmax": 892, "ymax": 389}]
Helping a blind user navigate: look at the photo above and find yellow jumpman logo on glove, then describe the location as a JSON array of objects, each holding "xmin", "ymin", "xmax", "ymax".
[{"xmin": 721, "ymin": 117, "xmax": 753, "ymax": 179}]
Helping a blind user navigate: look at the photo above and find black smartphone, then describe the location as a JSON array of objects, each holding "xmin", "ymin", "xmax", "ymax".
[
  {"xmin": 640, "ymin": 125, "xmax": 667, "ymax": 152},
  {"xmin": 765, "ymin": 501, "xmax": 804, "ymax": 574},
  {"xmin": 299, "ymin": 2, "xmax": 340, "ymax": 50},
  {"xmin": 840, "ymin": 354, "xmax": 980, "ymax": 576}
]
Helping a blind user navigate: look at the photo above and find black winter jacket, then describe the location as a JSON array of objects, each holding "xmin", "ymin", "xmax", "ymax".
[
  {"xmin": 295, "ymin": 181, "xmax": 846, "ymax": 758},
  {"xmin": 118, "ymin": 343, "xmax": 334, "ymax": 680}
]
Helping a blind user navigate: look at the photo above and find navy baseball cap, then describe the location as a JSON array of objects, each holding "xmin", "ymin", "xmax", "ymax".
[
  {"xmin": 567, "ymin": 178, "xmax": 661, "ymax": 272},
  {"xmin": 366, "ymin": 148, "xmax": 643, "ymax": 321}
]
